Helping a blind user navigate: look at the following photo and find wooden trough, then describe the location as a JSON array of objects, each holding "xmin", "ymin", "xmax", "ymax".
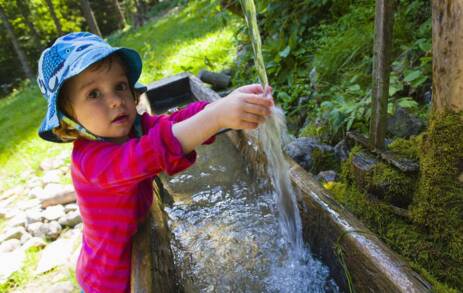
[{"xmin": 131, "ymin": 73, "xmax": 432, "ymax": 293}]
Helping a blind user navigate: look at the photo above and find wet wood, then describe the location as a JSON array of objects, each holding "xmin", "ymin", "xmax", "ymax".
[
  {"xmin": 432, "ymin": 1, "xmax": 463, "ymax": 112},
  {"xmin": 347, "ymin": 131, "xmax": 419, "ymax": 173},
  {"xmin": 369, "ymin": 0, "xmax": 395, "ymax": 150},
  {"xmin": 131, "ymin": 177, "xmax": 178, "ymax": 293}
]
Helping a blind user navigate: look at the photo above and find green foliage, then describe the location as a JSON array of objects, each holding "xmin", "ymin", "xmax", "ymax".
[{"xmin": 233, "ymin": 0, "xmax": 431, "ymax": 143}]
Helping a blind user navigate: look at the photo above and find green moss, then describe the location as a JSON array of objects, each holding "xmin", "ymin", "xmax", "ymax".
[
  {"xmin": 310, "ymin": 147, "xmax": 339, "ymax": 174},
  {"xmin": 342, "ymin": 146, "xmax": 416, "ymax": 207},
  {"xmin": 369, "ymin": 163, "xmax": 417, "ymax": 207},
  {"xmin": 411, "ymin": 111, "xmax": 463, "ymax": 288},
  {"xmin": 329, "ymin": 182, "xmax": 459, "ymax": 292},
  {"xmin": 388, "ymin": 135, "xmax": 423, "ymax": 161}
]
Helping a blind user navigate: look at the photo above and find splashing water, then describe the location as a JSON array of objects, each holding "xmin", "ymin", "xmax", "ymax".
[{"xmin": 240, "ymin": 0, "xmax": 302, "ymax": 249}]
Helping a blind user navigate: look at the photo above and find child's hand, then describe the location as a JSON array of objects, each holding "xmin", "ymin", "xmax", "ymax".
[{"xmin": 209, "ymin": 84, "xmax": 274, "ymax": 130}]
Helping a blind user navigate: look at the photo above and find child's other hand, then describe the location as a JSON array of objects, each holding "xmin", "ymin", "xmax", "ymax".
[{"xmin": 209, "ymin": 84, "xmax": 274, "ymax": 130}]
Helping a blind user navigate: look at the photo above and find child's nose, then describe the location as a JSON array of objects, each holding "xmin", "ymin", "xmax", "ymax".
[{"xmin": 107, "ymin": 93, "xmax": 124, "ymax": 108}]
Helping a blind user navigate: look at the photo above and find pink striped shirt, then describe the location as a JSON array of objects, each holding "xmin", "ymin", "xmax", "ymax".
[{"xmin": 71, "ymin": 101, "xmax": 212, "ymax": 292}]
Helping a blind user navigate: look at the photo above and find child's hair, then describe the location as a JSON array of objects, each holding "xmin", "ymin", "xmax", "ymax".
[{"xmin": 53, "ymin": 53, "xmax": 140, "ymax": 141}]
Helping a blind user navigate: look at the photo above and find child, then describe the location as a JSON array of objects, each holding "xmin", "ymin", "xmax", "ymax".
[{"xmin": 36, "ymin": 32, "xmax": 272, "ymax": 292}]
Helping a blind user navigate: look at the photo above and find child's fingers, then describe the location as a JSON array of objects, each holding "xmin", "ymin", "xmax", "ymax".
[
  {"xmin": 243, "ymin": 94, "xmax": 274, "ymax": 107},
  {"xmin": 241, "ymin": 113, "xmax": 265, "ymax": 124},
  {"xmin": 243, "ymin": 103, "xmax": 271, "ymax": 117},
  {"xmin": 237, "ymin": 84, "xmax": 264, "ymax": 94}
]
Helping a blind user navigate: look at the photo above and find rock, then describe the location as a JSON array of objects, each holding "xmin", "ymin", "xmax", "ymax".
[
  {"xmin": 334, "ymin": 139, "xmax": 350, "ymax": 161},
  {"xmin": 35, "ymin": 238, "xmax": 75, "ymax": 274},
  {"xmin": 351, "ymin": 151, "xmax": 379, "ymax": 188},
  {"xmin": 38, "ymin": 184, "xmax": 76, "ymax": 208},
  {"xmin": 42, "ymin": 169, "xmax": 63, "ymax": 184},
  {"xmin": 29, "ymin": 186, "xmax": 46, "ymax": 199},
  {"xmin": 317, "ymin": 170, "xmax": 338, "ymax": 182},
  {"xmin": 7, "ymin": 213, "xmax": 27, "ymax": 228},
  {"xmin": 26, "ymin": 210, "xmax": 44, "ymax": 225},
  {"xmin": 0, "ymin": 209, "xmax": 5, "ymax": 220},
  {"xmin": 27, "ymin": 221, "xmax": 62, "ymax": 240},
  {"xmin": 22, "ymin": 237, "xmax": 46, "ymax": 251},
  {"xmin": 40, "ymin": 158, "xmax": 63, "ymax": 171},
  {"xmin": 387, "ymin": 107, "xmax": 424, "ymax": 138},
  {"xmin": 64, "ymin": 203, "xmax": 78, "ymax": 213},
  {"xmin": 0, "ymin": 227, "xmax": 26, "ymax": 243},
  {"xmin": 423, "ymin": 90, "xmax": 432, "ymax": 104},
  {"xmin": 20, "ymin": 232, "xmax": 32, "ymax": 244},
  {"xmin": 0, "ymin": 249, "xmax": 25, "ymax": 283},
  {"xmin": 45, "ymin": 281, "xmax": 75, "ymax": 293},
  {"xmin": 43, "ymin": 205, "xmax": 65, "ymax": 222},
  {"xmin": 16, "ymin": 199, "xmax": 41, "ymax": 211},
  {"xmin": 284, "ymin": 137, "xmax": 337, "ymax": 173},
  {"xmin": 0, "ymin": 239, "xmax": 20, "ymax": 253},
  {"xmin": 58, "ymin": 211, "xmax": 82, "ymax": 227}
]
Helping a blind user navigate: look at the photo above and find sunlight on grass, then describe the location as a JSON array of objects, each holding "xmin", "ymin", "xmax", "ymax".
[
  {"xmin": 0, "ymin": 0, "xmax": 240, "ymax": 191},
  {"xmin": 0, "ymin": 247, "xmax": 42, "ymax": 292}
]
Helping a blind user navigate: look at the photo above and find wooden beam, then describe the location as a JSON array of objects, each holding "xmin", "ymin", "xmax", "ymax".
[{"xmin": 369, "ymin": 0, "xmax": 395, "ymax": 150}]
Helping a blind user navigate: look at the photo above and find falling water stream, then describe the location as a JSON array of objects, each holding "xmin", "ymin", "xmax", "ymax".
[{"xmin": 162, "ymin": 0, "xmax": 340, "ymax": 291}]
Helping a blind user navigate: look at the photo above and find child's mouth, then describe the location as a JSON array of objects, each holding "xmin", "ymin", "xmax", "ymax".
[{"xmin": 112, "ymin": 114, "xmax": 129, "ymax": 124}]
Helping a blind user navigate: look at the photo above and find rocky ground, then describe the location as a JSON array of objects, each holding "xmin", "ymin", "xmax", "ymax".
[{"xmin": 0, "ymin": 149, "xmax": 81, "ymax": 292}]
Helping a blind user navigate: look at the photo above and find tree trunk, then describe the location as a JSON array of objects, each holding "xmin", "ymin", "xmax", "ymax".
[
  {"xmin": 80, "ymin": 0, "xmax": 102, "ymax": 36},
  {"xmin": 44, "ymin": 0, "xmax": 63, "ymax": 35},
  {"xmin": 133, "ymin": 0, "xmax": 145, "ymax": 28},
  {"xmin": 369, "ymin": 0, "xmax": 395, "ymax": 150},
  {"xmin": 0, "ymin": 4, "xmax": 35, "ymax": 82},
  {"xmin": 17, "ymin": 0, "xmax": 42, "ymax": 47},
  {"xmin": 410, "ymin": 0, "xmax": 463, "ymax": 287},
  {"xmin": 112, "ymin": 0, "xmax": 126, "ymax": 29}
]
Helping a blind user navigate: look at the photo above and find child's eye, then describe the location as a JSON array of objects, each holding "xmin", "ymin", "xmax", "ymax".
[
  {"xmin": 116, "ymin": 82, "xmax": 128, "ymax": 91},
  {"xmin": 88, "ymin": 89, "xmax": 102, "ymax": 99}
]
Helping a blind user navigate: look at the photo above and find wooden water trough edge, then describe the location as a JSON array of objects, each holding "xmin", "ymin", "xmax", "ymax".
[{"xmin": 131, "ymin": 73, "xmax": 432, "ymax": 293}]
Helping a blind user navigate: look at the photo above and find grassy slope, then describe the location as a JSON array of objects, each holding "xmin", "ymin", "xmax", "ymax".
[{"xmin": 0, "ymin": 1, "xmax": 239, "ymax": 191}]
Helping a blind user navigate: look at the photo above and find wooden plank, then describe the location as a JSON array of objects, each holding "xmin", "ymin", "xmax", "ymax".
[
  {"xmin": 347, "ymin": 131, "xmax": 419, "ymax": 173},
  {"xmin": 369, "ymin": 0, "xmax": 395, "ymax": 150}
]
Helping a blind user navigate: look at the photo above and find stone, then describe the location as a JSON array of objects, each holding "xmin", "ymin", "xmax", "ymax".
[
  {"xmin": 0, "ymin": 249, "xmax": 25, "ymax": 283},
  {"xmin": 58, "ymin": 210, "xmax": 82, "ymax": 227},
  {"xmin": 22, "ymin": 237, "xmax": 46, "ymax": 251},
  {"xmin": 20, "ymin": 232, "xmax": 32, "ymax": 244},
  {"xmin": 43, "ymin": 221, "xmax": 62, "ymax": 240},
  {"xmin": 0, "ymin": 226, "xmax": 26, "ymax": 243},
  {"xmin": 43, "ymin": 205, "xmax": 65, "ymax": 221},
  {"xmin": 0, "ymin": 208, "xmax": 6, "ymax": 220},
  {"xmin": 387, "ymin": 107, "xmax": 424, "ymax": 138},
  {"xmin": 27, "ymin": 221, "xmax": 62, "ymax": 240},
  {"xmin": 16, "ymin": 198, "xmax": 41, "ymax": 211},
  {"xmin": 64, "ymin": 203, "xmax": 78, "ymax": 213},
  {"xmin": 45, "ymin": 281, "xmax": 75, "ymax": 293},
  {"xmin": 0, "ymin": 239, "xmax": 20, "ymax": 253},
  {"xmin": 317, "ymin": 170, "xmax": 338, "ymax": 182},
  {"xmin": 42, "ymin": 169, "xmax": 63, "ymax": 184},
  {"xmin": 35, "ymin": 238, "xmax": 74, "ymax": 274},
  {"xmin": 26, "ymin": 209, "xmax": 44, "ymax": 225},
  {"xmin": 40, "ymin": 158, "xmax": 63, "ymax": 171},
  {"xmin": 8, "ymin": 215, "xmax": 27, "ymax": 228},
  {"xmin": 284, "ymin": 137, "xmax": 337, "ymax": 173},
  {"xmin": 39, "ymin": 184, "xmax": 76, "ymax": 208},
  {"xmin": 334, "ymin": 139, "xmax": 350, "ymax": 162},
  {"xmin": 29, "ymin": 186, "xmax": 46, "ymax": 199}
]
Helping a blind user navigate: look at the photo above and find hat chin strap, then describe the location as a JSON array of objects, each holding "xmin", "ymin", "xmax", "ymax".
[{"xmin": 61, "ymin": 115, "xmax": 143, "ymax": 141}]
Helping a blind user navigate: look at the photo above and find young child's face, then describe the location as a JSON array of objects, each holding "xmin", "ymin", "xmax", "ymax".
[{"xmin": 65, "ymin": 57, "xmax": 137, "ymax": 143}]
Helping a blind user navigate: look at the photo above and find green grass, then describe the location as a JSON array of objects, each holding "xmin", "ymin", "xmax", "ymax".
[{"xmin": 0, "ymin": 0, "xmax": 240, "ymax": 191}]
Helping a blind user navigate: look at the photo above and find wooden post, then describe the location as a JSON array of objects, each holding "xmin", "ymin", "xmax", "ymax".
[{"xmin": 369, "ymin": 0, "xmax": 395, "ymax": 150}]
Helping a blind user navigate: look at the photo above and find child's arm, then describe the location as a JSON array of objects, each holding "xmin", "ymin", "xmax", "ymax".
[{"xmin": 172, "ymin": 84, "xmax": 273, "ymax": 153}]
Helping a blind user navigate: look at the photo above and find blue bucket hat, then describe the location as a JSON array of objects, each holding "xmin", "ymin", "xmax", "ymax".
[{"xmin": 37, "ymin": 32, "xmax": 146, "ymax": 142}]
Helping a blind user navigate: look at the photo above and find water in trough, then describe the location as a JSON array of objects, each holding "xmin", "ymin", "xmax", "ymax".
[{"xmin": 162, "ymin": 136, "xmax": 339, "ymax": 292}]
